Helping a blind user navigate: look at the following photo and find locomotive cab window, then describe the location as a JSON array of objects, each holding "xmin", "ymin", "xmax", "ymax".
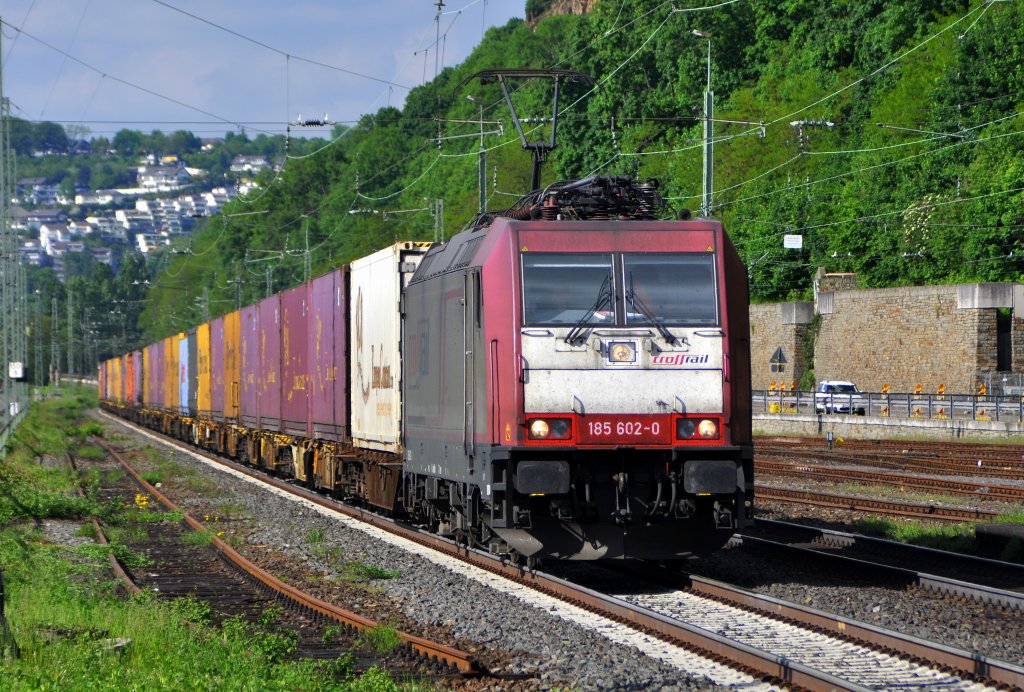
[
  {"xmin": 521, "ymin": 252, "xmax": 719, "ymax": 327},
  {"xmin": 521, "ymin": 253, "xmax": 615, "ymax": 325},
  {"xmin": 623, "ymin": 253, "xmax": 718, "ymax": 326}
]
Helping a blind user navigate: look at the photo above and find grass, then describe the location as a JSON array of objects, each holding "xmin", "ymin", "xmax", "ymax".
[
  {"xmin": 0, "ymin": 390, "xmax": 411, "ymax": 690},
  {"xmin": 362, "ymin": 624, "xmax": 403, "ymax": 654}
]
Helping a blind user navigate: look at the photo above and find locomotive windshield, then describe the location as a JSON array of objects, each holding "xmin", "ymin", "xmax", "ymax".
[
  {"xmin": 521, "ymin": 253, "xmax": 616, "ymax": 325},
  {"xmin": 623, "ymin": 254, "xmax": 718, "ymax": 326},
  {"xmin": 521, "ymin": 252, "xmax": 718, "ymax": 327}
]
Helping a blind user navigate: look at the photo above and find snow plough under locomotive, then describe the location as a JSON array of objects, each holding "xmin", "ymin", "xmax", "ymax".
[{"xmin": 100, "ymin": 175, "xmax": 753, "ymax": 560}]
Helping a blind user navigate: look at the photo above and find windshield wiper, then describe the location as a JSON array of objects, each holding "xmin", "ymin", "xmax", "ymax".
[
  {"xmin": 626, "ymin": 275, "xmax": 678, "ymax": 345},
  {"xmin": 565, "ymin": 275, "xmax": 611, "ymax": 346}
]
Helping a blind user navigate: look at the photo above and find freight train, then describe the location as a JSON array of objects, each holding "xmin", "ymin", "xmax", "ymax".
[{"xmin": 100, "ymin": 175, "xmax": 753, "ymax": 561}]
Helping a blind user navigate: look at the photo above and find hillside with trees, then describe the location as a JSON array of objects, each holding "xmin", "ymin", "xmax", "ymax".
[{"xmin": 27, "ymin": 0, "xmax": 1024, "ymax": 350}]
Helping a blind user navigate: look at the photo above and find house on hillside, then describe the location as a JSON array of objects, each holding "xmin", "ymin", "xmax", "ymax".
[
  {"xmin": 230, "ymin": 155, "xmax": 271, "ymax": 174},
  {"xmin": 26, "ymin": 209, "xmax": 68, "ymax": 231},
  {"xmin": 15, "ymin": 178, "xmax": 60, "ymax": 206},
  {"xmin": 137, "ymin": 165, "xmax": 191, "ymax": 192},
  {"xmin": 76, "ymin": 189, "xmax": 125, "ymax": 206}
]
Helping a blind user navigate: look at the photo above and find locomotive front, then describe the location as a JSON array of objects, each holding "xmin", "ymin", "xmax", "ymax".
[{"xmin": 403, "ymin": 176, "xmax": 752, "ymax": 560}]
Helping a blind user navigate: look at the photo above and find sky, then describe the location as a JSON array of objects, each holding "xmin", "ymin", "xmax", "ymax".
[{"xmin": 0, "ymin": 0, "xmax": 525, "ymax": 140}]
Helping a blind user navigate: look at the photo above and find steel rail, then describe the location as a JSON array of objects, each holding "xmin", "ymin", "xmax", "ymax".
[
  {"xmin": 66, "ymin": 451, "xmax": 142, "ymax": 596},
  {"xmin": 756, "ymin": 459, "xmax": 1024, "ymax": 502},
  {"xmin": 99, "ymin": 410, "xmax": 1007, "ymax": 691},
  {"xmin": 91, "ymin": 435, "xmax": 478, "ymax": 674},
  {"xmin": 686, "ymin": 571, "xmax": 1024, "ymax": 688},
  {"xmin": 743, "ymin": 519, "xmax": 1024, "ymax": 611},
  {"xmin": 755, "ymin": 485, "xmax": 1001, "ymax": 522},
  {"xmin": 758, "ymin": 447, "xmax": 1024, "ymax": 481}
]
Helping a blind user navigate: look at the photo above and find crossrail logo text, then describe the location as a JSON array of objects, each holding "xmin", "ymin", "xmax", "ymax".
[{"xmin": 652, "ymin": 353, "xmax": 710, "ymax": 366}]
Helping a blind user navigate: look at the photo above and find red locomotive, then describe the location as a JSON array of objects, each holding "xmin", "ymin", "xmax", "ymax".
[{"xmin": 101, "ymin": 175, "xmax": 753, "ymax": 561}]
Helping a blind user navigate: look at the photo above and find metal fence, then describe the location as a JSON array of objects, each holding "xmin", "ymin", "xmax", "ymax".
[{"xmin": 753, "ymin": 389, "xmax": 1024, "ymax": 423}]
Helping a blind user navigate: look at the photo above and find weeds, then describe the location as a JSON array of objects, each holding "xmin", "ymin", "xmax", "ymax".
[
  {"xmin": 75, "ymin": 542, "xmax": 153, "ymax": 569},
  {"xmin": 362, "ymin": 624, "xmax": 402, "ymax": 654},
  {"xmin": 307, "ymin": 527, "xmax": 326, "ymax": 544},
  {"xmin": 170, "ymin": 596, "xmax": 212, "ymax": 626}
]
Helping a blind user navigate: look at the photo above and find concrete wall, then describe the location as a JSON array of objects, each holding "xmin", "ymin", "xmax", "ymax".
[
  {"xmin": 751, "ymin": 282, "xmax": 1024, "ymax": 395},
  {"xmin": 753, "ymin": 412, "xmax": 1024, "ymax": 441}
]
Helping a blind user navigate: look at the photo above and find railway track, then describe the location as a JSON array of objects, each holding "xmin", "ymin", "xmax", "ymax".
[
  {"xmin": 88, "ymin": 437, "xmax": 477, "ymax": 675},
  {"xmin": 739, "ymin": 519, "xmax": 1024, "ymax": 611},
  {"xmin": 755, "ymin": 485, "xmax": 1002, "ymax": 522},
  {"xmin": 756, "ymin": 458, "xmax": 1024, "ymax": 503},
  {"xmin": 99, "ymin": 410, "xmax": 1024, "ymax": 691}
]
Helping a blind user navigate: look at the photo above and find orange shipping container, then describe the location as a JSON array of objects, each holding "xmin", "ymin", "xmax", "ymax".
[
  {"xmin": 164, "ymin": 335, "xmax": 180, "ymax": 411},
  {"xmin": 197, "ymin": 322, "xmax": 211, "ymax": 418}
]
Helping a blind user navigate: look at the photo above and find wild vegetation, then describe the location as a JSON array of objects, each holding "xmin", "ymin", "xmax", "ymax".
[
  {"xmin": 0, "ymin": 390, "xmax": 412, "ymax": 689},
  {"xmin": 17, "ymin": 1, "xmax": 1024, "ymax": 348}
]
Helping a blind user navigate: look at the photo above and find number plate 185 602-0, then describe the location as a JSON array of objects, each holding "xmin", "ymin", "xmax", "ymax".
[{"xmin": 578, "ymin": 415, "xmax": 672, "ymax": 445}]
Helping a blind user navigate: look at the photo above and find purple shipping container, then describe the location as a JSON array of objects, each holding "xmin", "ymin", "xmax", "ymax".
[
  {"xmin": 152, "ymin": 341, "xmax": 166, "ymax": 409},
  {"xmin": 257, "ymin": 294, "xmax": 282, "ymax": 432},
  {"xmin": 309, "ymin": 269, "xmax": 348, "ymax": 441},
  {"xmin": 280, "ymin": 283, "xmax": 310, "ymax": 438},
  {"xmin": 240, "ymin": 304, "xmax": 259, "ymax": 428},
  {"xmin": 210, "ymin": 316, "xmax": 225, "ymax": 421}
]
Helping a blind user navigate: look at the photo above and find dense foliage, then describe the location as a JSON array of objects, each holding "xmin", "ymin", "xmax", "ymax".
[{"xmin": 23, "ymin": 1, "xmax": 1024, "ymax": 347}]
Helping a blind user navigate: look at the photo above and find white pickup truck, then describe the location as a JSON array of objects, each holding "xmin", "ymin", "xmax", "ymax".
[{"xmin": 815, "ymin": 380, "xmax": 867, "ymax": 415}]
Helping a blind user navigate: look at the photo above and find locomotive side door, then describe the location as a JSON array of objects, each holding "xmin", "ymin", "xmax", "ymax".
[{"xmin": 463, "ymin": 269, "xmax": 479, "ymax": 463}]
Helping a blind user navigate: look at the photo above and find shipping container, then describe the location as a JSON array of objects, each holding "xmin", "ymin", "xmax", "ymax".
[
  {"xmin": 125, "ymin": 352, "xmax": 136, "ymax": 405},
  {"xmin": 309, "ymin": 269, "xmax": 347, "ymax": 441},
  {"xmin": 98, "ymin": 360, "xmax": 107, "ymax": 400},
  {"xmin": 257, "ymin": 295, "xmax": 282, "ymax": 432},
  {"xmin": 196, "ymin": 323, "xmax": 211, "ymax": 418},
  {"xmin": 111, "ymin": 357, "xmax": 123, "ymax": 403},
  {"xmin": 132, "ymin": 350, "xmax": 143, "ymax": 406},
  {"xmin": 280, "ymin": 283, "xmax": 310, "ymax": 438},
  {"xmin": 144, "ymin": 341, "xmax": 161, "ymax": 409},
  {"xmin": 179, "ymin": 331, "xmax": 191, "ymax": 416},
  {"xmin": 164, "ymin": 335, "xmax": 179, "ymax": 412},
  {"xmin": 210, "ymin": 316, "xmax": 225, "ymax": 421},
  {"xmin": 349, "ymin": 242, "xmax": 430, "ymax": 452},
  {"xmin": 224, "ymin": 310, "xmax": 241, "ymax": 420},
  {"xmin": 240, "ymin": 304, "xmax": 259, "ymax": 428}
]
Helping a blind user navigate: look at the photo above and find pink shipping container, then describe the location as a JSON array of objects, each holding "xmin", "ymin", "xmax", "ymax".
[
  {"xmin": 148, "ymin": 341, "xmax": 166, "ymax": 409},
  {"xmin": 98, "ymin": 361, "xmax": 107, "ymax": 400},
  {"xmin": 210, "ymin": 316, "xmax": 225, "ymax": 421},
  {"xmin": 240, "ymin": 304, "xmax": 259, "ymax": 428},
  {"xmin": 257, "ymin": 295, "xmax": 282, "ymax": 432},
  {"xmin": 309, "ymin": 269, "xmax": 348, "ymax": 441},
  {"xmin": 280, "ymin": 283, "xmax": 310, "ymax": 438}
]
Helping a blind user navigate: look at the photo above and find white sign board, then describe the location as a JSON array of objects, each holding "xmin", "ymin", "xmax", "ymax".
[
  {"xmin": 783, "ymin": 234, "xmax": 803, "ymax": 250},
  {"xmin": 8, "ymin": 362, "xmax": 24, "ymax": 379}
]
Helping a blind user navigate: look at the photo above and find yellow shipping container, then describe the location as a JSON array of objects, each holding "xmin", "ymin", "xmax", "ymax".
[
  {"xmin": 224, "ymin": 310, "xmax": 241, "ymax": 419},
  {"xmin": 111, "ymin": 358, "xmax": 123, "ymax": 403},
  {"xmin": 197, "ymin": 322, "xmax": 211, "ymax": 418}
]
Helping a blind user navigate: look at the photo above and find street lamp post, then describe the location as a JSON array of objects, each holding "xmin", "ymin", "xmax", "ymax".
[{"xmin": 693, "ymin": 30, "xmax": 714, "ymax": 217}]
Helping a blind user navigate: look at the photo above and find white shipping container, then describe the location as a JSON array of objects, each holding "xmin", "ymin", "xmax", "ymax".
[{"xmin": 349, "ymin": 241, "xmax": 430, "ymax": 452}]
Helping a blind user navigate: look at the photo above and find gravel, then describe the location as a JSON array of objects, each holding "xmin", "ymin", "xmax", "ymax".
[
  {"xmin": 98, "ymin": 416, "xmax": 1024, "ymax": 687},
  {"xmin": 98, "ymin": 421, "xmax": 725, "ymax": 691}
]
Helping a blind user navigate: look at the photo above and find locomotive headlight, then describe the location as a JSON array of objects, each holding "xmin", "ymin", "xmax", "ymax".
[
  {"xmin": 530, "ymin": 419, "xmax": 551, "ymax": 439},
  {"xmin": 527, "ymin": 418, "xmax": 572, "ymax": 440},
  {"xmin": 697, "ymin": 419, "xmax": 719, "ymax": 439},
  {"xmin": 608, "ymin": 341, "xmax": 636, "ymax": 363},
  {"xmin": 676, "ymin": 419, "xmax": 696, "ymax": 439}
]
